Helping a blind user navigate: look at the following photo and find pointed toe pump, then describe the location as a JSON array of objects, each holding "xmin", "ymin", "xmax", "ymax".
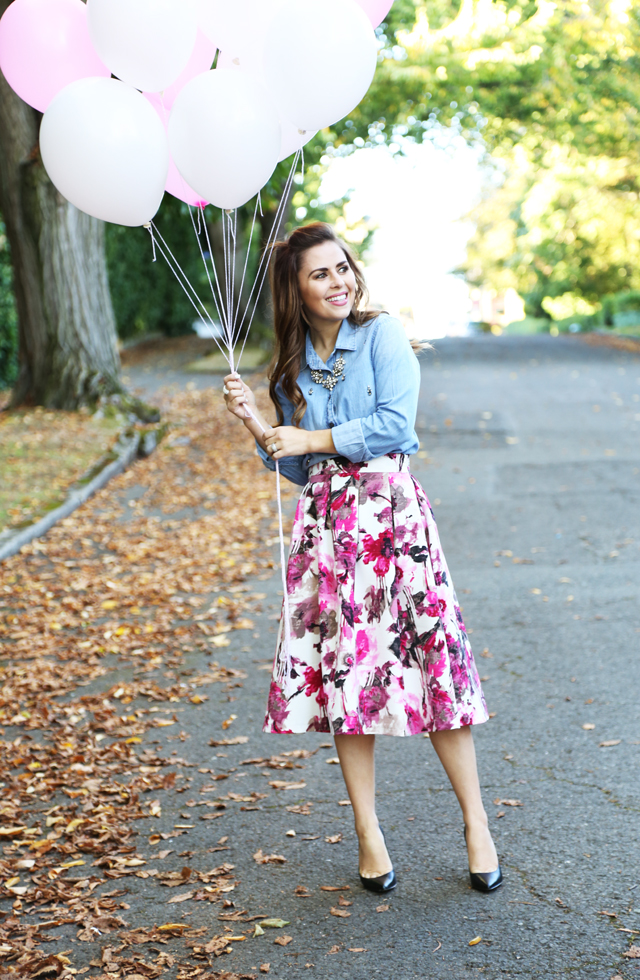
[
  {"xmin": 359, "ymin": 868, "xmax": 397, "ymax": 893},
  {"xmin": 469, "ymin": 867, "xmax": 503, "ymax": 893},
  {"xmin": 359, "ymin": 826, "xmax": 397, "ymax": 893},
  {"xmin": 464, "ymin": 827, "xmax": 503, "ymax": 893}
]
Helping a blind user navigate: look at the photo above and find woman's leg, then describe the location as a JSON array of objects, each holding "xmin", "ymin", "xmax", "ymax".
[
  {"xmin": 334, "ymin": 733, "xmax": 393, "ymax": 877},
  {"xmin": 429, "ymin": 727, "xmax": 498, "ymax": 873}
]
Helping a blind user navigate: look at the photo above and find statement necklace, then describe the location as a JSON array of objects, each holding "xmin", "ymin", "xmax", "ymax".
[{"xmin": 310, "ymin": 353, "xmax": 346, "ymax": 392}]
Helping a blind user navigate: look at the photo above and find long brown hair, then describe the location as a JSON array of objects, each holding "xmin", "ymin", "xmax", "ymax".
[{"xmin": 268, "ymin": 222, "xmax": 378, "ymax": 427}]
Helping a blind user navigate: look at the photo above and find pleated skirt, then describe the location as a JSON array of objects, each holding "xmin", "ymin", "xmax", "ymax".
[{"xmin": 263, "ymin": 454, "xmax": 489, "ymax": 736}]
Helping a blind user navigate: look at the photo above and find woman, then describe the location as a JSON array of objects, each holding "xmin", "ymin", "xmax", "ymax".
[{"xmin": 223, "ymin": 223, "xmax": 502, "ymax": 895}]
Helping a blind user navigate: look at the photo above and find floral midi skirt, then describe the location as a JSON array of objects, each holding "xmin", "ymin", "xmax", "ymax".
[{"xmin": 264, "ymin": 454, "xmax": 489, "ymax": 736}]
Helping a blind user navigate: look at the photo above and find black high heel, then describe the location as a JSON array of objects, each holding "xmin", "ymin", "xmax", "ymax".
[
  {"xmin": 359, "ymin": 826, "xmax": 397, "ymax": 893},
  {"xmin": 464, "ymin": 827, "xmax": 503, "ymax": 893}
]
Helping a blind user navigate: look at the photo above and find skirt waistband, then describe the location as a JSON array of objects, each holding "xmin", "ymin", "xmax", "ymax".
[{"xmin": 308, "ymin": 453, "xmax": 410, "ymax": 478}]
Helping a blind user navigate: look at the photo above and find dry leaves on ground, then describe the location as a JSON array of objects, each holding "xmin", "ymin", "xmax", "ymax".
[{"xmin": 0, "ymin": 382, "xmax": 295, "ymax": 973}]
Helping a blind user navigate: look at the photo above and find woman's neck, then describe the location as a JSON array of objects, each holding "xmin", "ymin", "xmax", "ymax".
[{"xmin": 307, "ymin": 318, "xmax": 343, "ymax": 365}]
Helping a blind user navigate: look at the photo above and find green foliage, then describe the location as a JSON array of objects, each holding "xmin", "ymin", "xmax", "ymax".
[
  {"xmin": 105, "ymin": 195, "xmax": 211, "ymax": 339},
  {"xmin": 0, "ymin": 219, "xmax": 18, "ymax": 390}
]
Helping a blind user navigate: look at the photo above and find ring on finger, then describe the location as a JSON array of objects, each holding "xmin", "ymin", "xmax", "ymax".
[
  {"xmin": 222, "ymin": 385, "xmax": 229, "ymax": 395},
  {"xmin": 270, "ymin": 443, "xmax": 277, "ymax": 453}
]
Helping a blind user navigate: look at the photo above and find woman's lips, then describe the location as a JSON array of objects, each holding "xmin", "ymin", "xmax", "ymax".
[{"xmin": 327, "ymin": 292, "xmax": 349, "ymax": 306}]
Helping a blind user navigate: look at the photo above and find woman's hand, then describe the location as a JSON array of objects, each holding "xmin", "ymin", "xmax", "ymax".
[
  {"xmin": 262, "ymin": 425, "xmax": 313, "ymax": 460},
  {"xmin": 223, "ymin": 373, "xmax": 256, "ymax": 420}
]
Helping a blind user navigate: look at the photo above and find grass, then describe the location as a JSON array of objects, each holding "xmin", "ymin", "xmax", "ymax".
[{"xmin": 0, "ymin": 408, "xmax": 122, "ymax": 533}]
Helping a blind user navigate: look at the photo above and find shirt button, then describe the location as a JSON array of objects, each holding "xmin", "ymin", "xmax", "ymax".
[{"xmin": 345, "ymin": 656, "xmax": 354, "ymax": 667}]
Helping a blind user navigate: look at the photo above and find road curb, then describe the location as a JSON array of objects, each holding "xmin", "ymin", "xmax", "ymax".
[{"xmin": 0, "ymin": 430, "xmax": 142, "ymax": 562}]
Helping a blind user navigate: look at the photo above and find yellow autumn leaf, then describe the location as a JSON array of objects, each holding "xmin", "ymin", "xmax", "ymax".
[
  {"xmin": 155, "ymin": 719, "xmax": 175, "ymax": 727},
  {"xmin": 468, "ymin": 936, "xmax": 482, "ymax": 946},
  {"xmin": 101, "ymin": 600, "xmax": 118, "ymax": 610},
  {"xmin": 65, "ymin": 818, "xmax": 85, "ymax": 834},
  {"xmin": 211, "ymin": 634, "xmax": 231, "ymax": 647}
]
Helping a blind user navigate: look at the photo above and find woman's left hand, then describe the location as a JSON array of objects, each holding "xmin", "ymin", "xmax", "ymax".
[{"xmin": 262, "ymin": 425, "xmax": 312, "ymax": 460}]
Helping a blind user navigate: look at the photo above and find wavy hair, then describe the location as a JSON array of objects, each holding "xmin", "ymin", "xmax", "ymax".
[{"xmin": 267, "ymin": 222, "xmax": 377, "ymax": 427}]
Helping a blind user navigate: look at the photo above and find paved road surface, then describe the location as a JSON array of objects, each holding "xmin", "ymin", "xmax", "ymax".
[{"xmin": 31, "ymin": 336, "xmax": 640, "ymax": 979}]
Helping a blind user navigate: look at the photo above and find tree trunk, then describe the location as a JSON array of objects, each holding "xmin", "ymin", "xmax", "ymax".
[{"xmin": 0, "ymin": 23, "xmax": 121, "ymax": 410}]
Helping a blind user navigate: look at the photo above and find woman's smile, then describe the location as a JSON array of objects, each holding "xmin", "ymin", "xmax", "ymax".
[{"xmin": 326, "ymin": 291, "xmax": 349, "ymax": 307}]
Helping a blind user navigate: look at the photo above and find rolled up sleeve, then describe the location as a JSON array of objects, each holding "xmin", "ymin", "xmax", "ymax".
[
  {"xmin": 330, "ymin": 318, "xmax": 420, "ymax": 462},
  {"xmin": 255, "ymin": 439, "xmax": 309, "ymax": 487},
  {"xmin": 254, "ymin": 386, "xmax": 309, "ymax": 487}
]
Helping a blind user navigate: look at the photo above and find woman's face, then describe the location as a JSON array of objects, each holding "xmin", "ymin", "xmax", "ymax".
[{"xmin": 297, "ymin": 240, "xmax": 357, "ymax": 327}]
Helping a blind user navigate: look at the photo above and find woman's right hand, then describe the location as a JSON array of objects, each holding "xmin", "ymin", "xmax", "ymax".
[{"xmin": 223, "ymin": 373, "xmax": 256, "ymax": 420}]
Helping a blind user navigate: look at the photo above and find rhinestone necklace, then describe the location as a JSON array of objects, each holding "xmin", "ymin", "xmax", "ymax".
[{"xmin": 310, "ymin": 353, "xmax": 346, "ymax": 392}]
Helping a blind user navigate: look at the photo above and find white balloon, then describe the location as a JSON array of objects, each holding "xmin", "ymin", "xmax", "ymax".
[
  {"xmin": 197, "ymin": 0, "xmax": 284, "ymax": 57},
  {"xmin": 264, "ymin": 0, "xmax": 377, "ymax": 131},
  {"xmin": 278, "ymin": 121, "xmax": 317, "ymax": 162},
  {"xmin": 168, "ymin": 69, "xmax": 281, "ymax": 210},
  {"xmin": 87, "ymin": 0, "xmax": 197, "ymax": 92},
  {"xmin": 40, "ymin": 77, "xmax": 169, "ymax": 226}
]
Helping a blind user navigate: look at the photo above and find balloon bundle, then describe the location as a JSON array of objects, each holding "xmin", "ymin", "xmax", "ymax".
[{"xmin": 0, "ymin": 0, "xmax": 392, "ymax": 362}]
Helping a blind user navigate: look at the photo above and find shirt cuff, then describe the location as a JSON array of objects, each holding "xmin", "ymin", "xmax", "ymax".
[
  {"xmin": 330, "ymin": 418, "xmax": 372, "ymax": 462},
  {"xmin": 256, "ymin": 440, "xmax": 276, "ymax": 471}
]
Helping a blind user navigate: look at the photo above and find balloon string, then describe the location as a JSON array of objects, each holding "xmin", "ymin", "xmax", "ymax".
[{"xmin": 240, "ymin": 402, "xmax": 291, "ymax": 680}]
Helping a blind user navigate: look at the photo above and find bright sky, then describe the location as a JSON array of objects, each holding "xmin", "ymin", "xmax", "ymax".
[{"xmin": 318, "ymin": 134, "xmax": 484, "ymax": 339}]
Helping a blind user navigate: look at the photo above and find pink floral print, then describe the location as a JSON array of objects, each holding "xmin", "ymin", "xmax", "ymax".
[{"xmin": 263, "ymin": 455, "xmax": 489, "ymax": 736}]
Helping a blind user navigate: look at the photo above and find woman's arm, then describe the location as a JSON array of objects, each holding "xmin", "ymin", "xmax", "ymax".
[{"xmin": 223, "ymin": 374, "xmax": 335, "ymax": 486}]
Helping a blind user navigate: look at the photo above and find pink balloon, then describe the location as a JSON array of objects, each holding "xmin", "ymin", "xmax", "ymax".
[
  {"xmin": 354, "ymin": 0, "xmax": 393, "ymax": 28},
  {"xmin": 144, "ymin": 31, "xmax": 216, "ymax": 111},
  {"xmin": 0, "ymin": 0, "xmax": 110, "ymax": 112},
  {"xmin": 143, "ymin": 93, "xmax": 207, "ymax": 208}
]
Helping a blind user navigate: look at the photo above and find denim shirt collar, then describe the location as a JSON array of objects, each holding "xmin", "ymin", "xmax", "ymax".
[{"xmin": 303, "ymin": 318, "xmax": 359, "ymax": 371}]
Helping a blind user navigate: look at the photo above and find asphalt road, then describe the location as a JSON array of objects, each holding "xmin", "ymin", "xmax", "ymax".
[{"xmin": 18, "ymin": 335, "xmax": 640, "ymax": 980}]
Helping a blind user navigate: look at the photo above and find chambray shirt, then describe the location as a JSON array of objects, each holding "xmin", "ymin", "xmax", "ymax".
[{"xmin": 256, "ymin": 313, "xmax": 420, "ymax": 486}]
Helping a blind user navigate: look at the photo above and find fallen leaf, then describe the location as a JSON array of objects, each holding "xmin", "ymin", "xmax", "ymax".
[
  {"xmin": 268, "ymin": 780, "xmax": 307, "ymax": 791},
  {"xmin": 325, "ymin": 834, "xmax": 342, "ymax": 844},
  {"xmin": 493, "ymin": 798, "xmax": 523, "ymax": 807},
  {"xmin": 330, "ymin": 907, "xmax": 351, "ymax": 918},
  {"xmin": 599, "ymin": 740, "xmax": 621, "ymax": 747},
  {"xmin": 338, "ymin": 799, "xmax": 352, "ymax": 806},
  {"xmin": 253, "ymin": 850, "xmax": 287, "ymax": 865},
  {"xmin": 348, "ymin": 948, "xmax": 366, "ymax": 953},
  {"xmin": 325, "ymin": 757, "xmax": 340, "ymax": 764},
  {"xmin": 167, "ymin": 890, "xmax": 194, "ymax": 904},
  {"xmin": 260, "ymin": 966, "xmax": 270, "ymax": 974},
  {"xmin": 338, "ymin": 896, "xmax": 352, "ymax": 907},
  {"xmin": 468, "ymin": 935, "xmax": 482, "ymax": 946},
  {"xmin": 260, "ymin": 919, "xmax": 290, "ymax": 928},
  {"xmin": 376, "ymin": 904, "xmax": 390, "ymax": 913},
  {"xmin": 582, "ymin": 723, "xmax": 596, "ymax": 730},
  {"xmin": 598, "ymin": 911, "xmax": 617, "ymax": 918},
  {"xmin": 294, "ymin": 886, "xmax": 311, "ymax": 897},
  {"xmin": 157, "ymin": 923, "xmax": 191, "ymax": 932},
  {"xmin": 221, "ymin": 714, "xmax": 237, "ymax": 730},
  {"xmin": 320, "ymin": 885, "xmax": 350, "ymax": 891},
  {"xmin": 327, "ymin": 945, "xmax": 341, "ymax": 954},
  {"xmin": 274, "ymin": 935, "xmax": 293, "ymax": 946},
  {"xmin": 622, "ymin": 947, "xmax": 640, "ymax": 959},
  {"xmin": 209, "ymin": 736, "xmax": 249, "ymax": 746},
  {"xmin": 253, "ymin": 924, "xmax": 264, "ymax": 937}
]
